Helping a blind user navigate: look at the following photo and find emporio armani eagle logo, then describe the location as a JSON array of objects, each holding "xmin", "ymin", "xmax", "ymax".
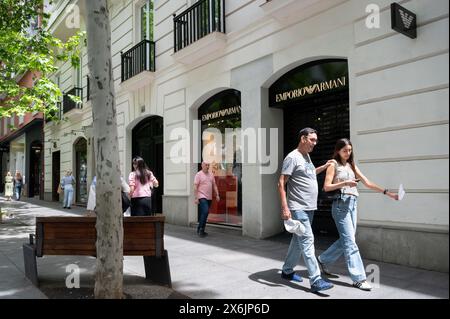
[{"xmin": 399, "ymin": 9, "xmax": 414, "ymax": 29}]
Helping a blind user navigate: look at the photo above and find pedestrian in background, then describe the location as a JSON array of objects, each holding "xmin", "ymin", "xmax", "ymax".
[
  {"xmin": 61, "ymin": 170, "xmax": 75, "ymax": 209},
  {"xmin": 14, "ymin": 170, "xmax": 23, "ymax": 201},
  {"xmin": 128, "ymin": 156, "xmax": 159, "ymax": 216},
  {"xmin": 86, "ymin": 175, "xmax": 131, "ymax": 216},
  {"xmin": 194, "ymin": 161, "xmax": 220, "ymax": 238},
  {"xmin": 4, "ymin": 171, "xmax": 14, "ymax": 201}
]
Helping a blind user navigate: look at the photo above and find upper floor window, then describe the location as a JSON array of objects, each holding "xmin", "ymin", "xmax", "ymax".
[
  {"xmin": 140, "ymin": 0, "xmax": 154, "ymax": 41},
  {"xmin": 75, "ymin": 56, "xmax": 82, "ymax": 88}
]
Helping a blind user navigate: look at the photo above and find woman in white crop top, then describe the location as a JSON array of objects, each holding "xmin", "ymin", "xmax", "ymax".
[{"xmin": 318, "ymin": 139, "xmax": 398, "ymax": 291}]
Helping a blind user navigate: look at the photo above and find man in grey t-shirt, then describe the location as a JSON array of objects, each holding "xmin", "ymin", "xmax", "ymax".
[{"xmin": 278, "ymin": 128, "xmax": 334, "ymax": 293}]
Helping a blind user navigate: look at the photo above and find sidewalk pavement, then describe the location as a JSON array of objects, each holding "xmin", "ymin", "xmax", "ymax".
[{"xmin": 0, "ymin": 196, "xmax": 448, "ymax": 299}]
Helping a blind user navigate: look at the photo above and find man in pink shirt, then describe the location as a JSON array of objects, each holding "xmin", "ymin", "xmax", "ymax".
[{"xmin": 194, "ymin": 162, "xmax": 220, "ymax": 237}]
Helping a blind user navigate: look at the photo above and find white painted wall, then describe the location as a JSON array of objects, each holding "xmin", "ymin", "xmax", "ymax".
[{"xmin": 47, "ymin": 0, "xmax": 448, "ymax": 238}]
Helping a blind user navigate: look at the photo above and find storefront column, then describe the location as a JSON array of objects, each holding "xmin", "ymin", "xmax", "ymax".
[{"xmin": 231, "ymin": 55, "xmax": 283, "ymax": 239}]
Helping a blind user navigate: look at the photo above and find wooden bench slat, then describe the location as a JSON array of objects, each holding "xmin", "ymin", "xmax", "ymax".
[
  {"xmin": 42, "ymin": 249, "xmax": 96, "ymax": 256},
  {"xmin": 43, "ymin": 238, "xmax": 95, "ymax": 244},
  {"xmin": 44, "ymin": 233, "xmax": 96, "ymax": 240}
]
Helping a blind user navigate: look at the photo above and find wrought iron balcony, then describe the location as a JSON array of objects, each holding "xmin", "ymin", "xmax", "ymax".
[
  {"xmin": 63, "ymin": 87, "xmax": 83, "ymax": 114},
  {"xmin": 173, "ymin": 0, "xmax": 226, "ymax": 53},
  {"xmin": 121, "ymin": 40, "xmax": 156, "ymax": 82}
]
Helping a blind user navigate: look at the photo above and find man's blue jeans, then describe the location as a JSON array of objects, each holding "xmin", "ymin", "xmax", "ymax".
[
  {"xmin": 197, "ymin": 198, "xmax": 212, "ymax": 233},
  {"xmin": 319, "ymin": 194, "xmax": 366, "ymax": 282},
  {"xmin": 282, "ymin": 210, "xmax": 321, "ymax": 285}
]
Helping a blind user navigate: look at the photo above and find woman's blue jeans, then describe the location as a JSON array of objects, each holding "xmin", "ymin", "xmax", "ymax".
[
  {"xmin": 319, "ymin": 194, "xmax": 366, "ymax": 282},
  {"xmin": 63, "ymin": 185, "xmax": 74, "ymax": 208},
  {"xmin": 197, "ymin": 198, "xmax": 212, "ymax": 233},
  {"xmin": 15, "ymin": 185, "xmax": 22, "ymax": 200}
]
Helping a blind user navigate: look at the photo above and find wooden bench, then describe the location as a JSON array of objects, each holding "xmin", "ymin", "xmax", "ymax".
[{"xmin": 23, "ymin": 216, "xmax": 171, "ymax": 287}]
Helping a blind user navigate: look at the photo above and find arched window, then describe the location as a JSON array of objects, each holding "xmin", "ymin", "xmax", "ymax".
[{"xmin": 198, "ymin": 89, "xmax": 242, "ymax": 227}]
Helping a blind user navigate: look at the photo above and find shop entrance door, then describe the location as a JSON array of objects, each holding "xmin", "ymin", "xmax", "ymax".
[
  {"xmin": 132, "ymin": 116, "xmax": 164, "ymax": 215},
  {"xmin": 74, "ymin": 138, "xmax": 88, "ymax": 205},
  {"xmin": 284, "ymin": 91, "xmax": 349, "ymax": 237},
  {"xmin": 52, "ymin": 151, "xmax": 60, "ymax": 202},
  {"xmin": 29, "ymin": 141, "xmax": 42, "ymax": 198}
]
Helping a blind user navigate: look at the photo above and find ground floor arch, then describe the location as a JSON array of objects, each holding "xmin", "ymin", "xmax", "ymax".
[
  {"xmin": 197, "ymin": 89, "xmax": 243, "ymax": 227},
  {"xmin": 132, "ymin": 115, "xmax": 164, "ymax": 214},
  {"xmin": 269, "ymin": 58, "xmax": 350, "ymax": 238},
  {"xmin": 28, "ymin": 140, "xmax": 43, "ymax": 198},
  {"xmin": 73, "ymin": 137, "xmax": 88, "ymax": 204}
]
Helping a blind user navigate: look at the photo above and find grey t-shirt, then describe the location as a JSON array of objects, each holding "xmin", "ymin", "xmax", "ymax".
[{"xmin": 281, "ymin": 150, "xmax": 318, "ymax": 211}]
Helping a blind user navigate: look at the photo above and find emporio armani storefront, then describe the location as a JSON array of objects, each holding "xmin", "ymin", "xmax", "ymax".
[
  {"xmin": 269, "ymin": 59, "xmax": 349, "ymax": 239},
  {"xmin": 161, "ymin": 1, "xmax": 447, "ymax": 272},
  {"xmin": 182, "ymin": 59, "xmax": 349, "ymax": 241}
]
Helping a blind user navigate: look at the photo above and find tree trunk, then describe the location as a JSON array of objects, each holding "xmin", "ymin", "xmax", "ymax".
[{"xmin": 85, "ymin": 0, "xmax": 123, "ymax": 299}]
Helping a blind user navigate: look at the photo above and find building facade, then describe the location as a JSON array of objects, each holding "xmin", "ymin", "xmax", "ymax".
[
  {"xmin": 45, "ymin": 0, "xmax": 449, "ymax": 272},
  {"xmin": 0, "ymin": 71, "xmax": 45, "ymax": 199}
]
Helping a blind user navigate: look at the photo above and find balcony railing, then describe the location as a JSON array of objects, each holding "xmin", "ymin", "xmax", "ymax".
[
  {"xmin": 121, "ymin": 40, "xmax": 156, "ymax": 82},
  {"xmin": 173, "ymin": 0, "xmax": 226, "ymax": 53},
  {"xmin": 63, "ymin": 87, "xmax": 83, "ymax": 114}
]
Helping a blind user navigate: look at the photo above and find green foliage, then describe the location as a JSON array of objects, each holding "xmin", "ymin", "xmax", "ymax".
[{"xmin": 0, "ymin": 0, "xmax": 85, "ymax": 122}]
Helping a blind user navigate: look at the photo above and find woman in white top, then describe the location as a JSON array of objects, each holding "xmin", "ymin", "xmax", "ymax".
[
  {"xmin": 318, "ymin": 138, "xmax": 398, "ymax": 291},
  {"xmin": 61, "ymin": 170, "xmax": 76, "ymax": 209},
  {"xmin": 4, "ymin": 171, "xmax": 14, "ymax": 201}
]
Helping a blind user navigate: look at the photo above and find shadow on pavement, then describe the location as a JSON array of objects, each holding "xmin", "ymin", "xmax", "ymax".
[{"xmin": 248, "ymin": 268, "xmax": 332, "ymax": 297}]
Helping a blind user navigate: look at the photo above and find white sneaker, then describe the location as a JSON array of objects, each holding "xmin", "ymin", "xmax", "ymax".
[{"xmin": 353, "ymin": 281, "xmax": 372, "ymax": 291}]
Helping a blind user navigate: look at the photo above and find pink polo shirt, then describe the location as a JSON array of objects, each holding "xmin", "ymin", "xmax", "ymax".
[
  {"xmin": 194, "ymin": 170, "xmax": 216, "ymax": 200},
  {"xmin": 129, "ymin": 171, "xmax": 157, "ymax": 198}
]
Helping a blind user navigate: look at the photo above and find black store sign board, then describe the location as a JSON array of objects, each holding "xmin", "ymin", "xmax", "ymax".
[
  {"xmin": 391, "ymin": 2, "xmax": 417, "ymax": 39},
  {"xmin": 269, "ymin": 59, "xmax": 348, "ymax": 108}
]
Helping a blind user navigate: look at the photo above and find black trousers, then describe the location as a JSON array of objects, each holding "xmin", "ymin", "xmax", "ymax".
[{"xmin": 130, "ymin": 197, "xmax": 153, "ymax": 216}]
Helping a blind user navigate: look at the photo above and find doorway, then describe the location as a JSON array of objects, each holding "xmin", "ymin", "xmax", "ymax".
[
  {"xmin": 29, "ymin": 141, "xmax": 42, "ymax": 198},
  {"xmin": 284, "ymin": 91, "xmax": 349, "ymax": 237},
  {"xmin": 270, "ymin": 59, "xmax": 349, "ymax": 238},
  {"xmin": 132, "ymin": 116, "xmax": 164, "ymax": 214},
  {"xmin": 52, "ymin": 151, "xmax": 60, "ymax": 201},
  {"xmin": 74, "ymin": 138, "xmax": 88, "ymax": 205}
]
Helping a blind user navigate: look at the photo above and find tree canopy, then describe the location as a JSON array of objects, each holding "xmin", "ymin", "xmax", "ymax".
[{"xmin": 0, "ymin": 0, "xmax": 83, "ymax": 121}]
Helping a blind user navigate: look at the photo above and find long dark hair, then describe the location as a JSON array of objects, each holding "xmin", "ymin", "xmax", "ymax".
[
  {"xmin": 132, "ymin": 156, "xmax": 152, "ymax": 185},
  {"xmin": 332, "ymin": 139, "xmax": 356, "ymax": 174}
]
